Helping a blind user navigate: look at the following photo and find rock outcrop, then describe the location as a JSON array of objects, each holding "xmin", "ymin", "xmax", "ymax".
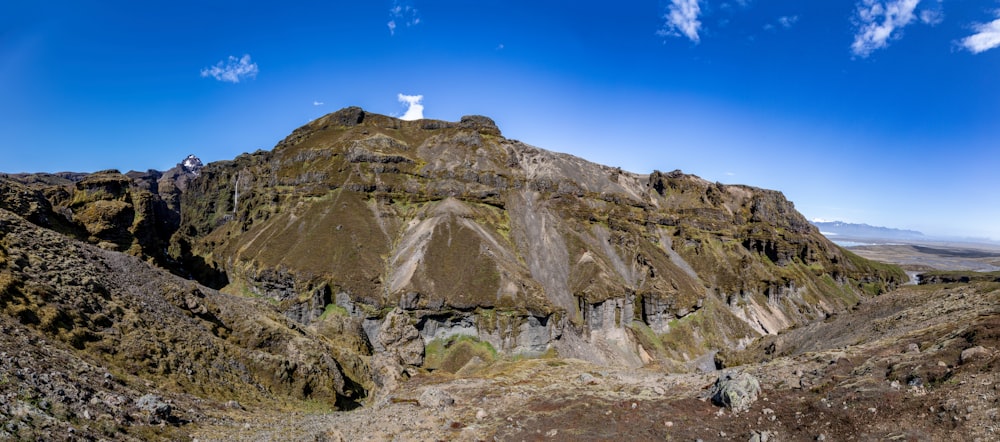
[{"xmin": 710, "ymin": 371, "xmax": 761, "ymax": 413}]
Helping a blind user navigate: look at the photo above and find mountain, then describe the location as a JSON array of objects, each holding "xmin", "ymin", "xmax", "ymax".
[
  {"xmin": 167, "ymin": 107, "xmax": 903, "ymax": 380},
  {"xmin": 0, "ymin": 107, "xmax": 912, "ymax": 439},
  {"xmin": 812, "ymin": 220, "xmax": 924, "ymax": 241}
]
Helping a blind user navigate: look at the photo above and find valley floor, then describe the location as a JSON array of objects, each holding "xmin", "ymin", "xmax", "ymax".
[
  {"xmin": 843, "ymin": 240, "xmax": 1000, "ymax": 272},
  {"xmin": 189, "ymin": 282, "xmax": 1000, "ymax": 442}
]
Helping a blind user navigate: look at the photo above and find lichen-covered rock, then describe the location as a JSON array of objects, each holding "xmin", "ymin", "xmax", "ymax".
[
  {"xmin": 136, "ymin": 394, "xmax": 172, "ymax": 423},
  {"xmin": 710, "ymin": 371, "xmax": 761, "ymax": 413}
]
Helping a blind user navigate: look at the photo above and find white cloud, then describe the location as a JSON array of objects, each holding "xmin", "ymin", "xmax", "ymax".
[
  {"xmin": 398, "ymin": 94, "xmax": 424, "ymax": 120},
  {"xmin": 766, "ymin": 15, "xmax": 798, "ymax": 31},
  {"xmin": 657, "ymin": 0, "xmax": 703, "ymax": 43},
  {"xmin": 200, "ymin": 54, "xmax": 258, "ymax": 83},
  {"xmin": 962, "ymin": 17, "xmax": 1000, "ymax": 54},
  {"xmin": 778, "ymin": 15, "xmax": 799, "ymax": 29},
  {"xmin": 313, "ymin": 101, "xmax": 324, "ymax": 106},
  {"xmin": 919, "ymin": 9, "xmax": 943, "ymax": 25},
  {"xmin": 851, "ymin": 0, "xmax": 920, "ymax": 57},
  {"xmin": 721, "ymin": 0, "xmax": 752, "ymax": 9},
  {"xmin": 388, "ymin": 1, "xmax": 420, "ymax": 36}
]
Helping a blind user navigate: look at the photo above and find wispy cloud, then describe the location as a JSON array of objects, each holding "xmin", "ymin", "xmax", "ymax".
[
  {"xmin": 919, "ymin": 9, "xmax": 943, "ymax": 26},
  {"xmin": 388, "ymin": 1, "xmax": 421, "ymax": 36},
  {"xmin": 398, "ymin": 94, "xmax": 424, "ymax": 120},
  {"xmin": 657, "ymin": 0, "xmax": 703, "ymax": 43},
  {"xmin": 778, "ymin": 15, "xmax": 799, "ymax": 29},
  {"xmin": 961, "ymin": 15, "xmax": 1000, "ymax": 54},
  {"xmin": 766, "ymin": 15, "xmax": 799, "ymax": 31},
  {"xmin": 851, "ymin": 0, "xmax": 920, "ymax": 58},
  {"xmin": 200, "ymin": 54, "xmax": 258, "ymax": 83},
  {"xmin": 720, "ymin": 0, "xmax": 752, "ymax": 9},
  {"xmin": 313, "ymin": 101, "xmax": 324, "ymax": 106}
]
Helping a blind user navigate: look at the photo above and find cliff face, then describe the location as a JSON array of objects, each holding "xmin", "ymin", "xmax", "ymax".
[{"xmin": 168, "ymin": 107, "xmax": 904, "ymax": 378}]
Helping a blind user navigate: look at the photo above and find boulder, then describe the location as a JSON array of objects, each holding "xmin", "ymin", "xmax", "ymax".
[
  {"xmin": 418, "ymin": 387, "xmax": 455, "ymax": 409},
  {"xmin": 710, "ymin": 371, "xmax": 761, "ymax": 413},
  {"xmin": 135, "ymin": 394, "xmax": 172, "ymax": 423},
  {"xmin": 960, "ymin": 346, "xmax": 989, "ymax": 364}
]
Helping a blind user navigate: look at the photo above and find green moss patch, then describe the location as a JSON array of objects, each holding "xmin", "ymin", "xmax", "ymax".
[{"xmin": 423, "ymin": 335, "xmax": 497, "ymax": 373}]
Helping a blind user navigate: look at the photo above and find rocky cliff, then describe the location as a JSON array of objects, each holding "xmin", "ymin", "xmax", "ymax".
[{"xmin": 166, "ymin": 107, "xmax": 904, "ymax": 385}]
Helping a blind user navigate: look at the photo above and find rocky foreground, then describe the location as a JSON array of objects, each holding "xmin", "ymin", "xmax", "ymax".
[{"xmin": 187, "ymin": 279, "xmax": 1000, "ymax": 441}]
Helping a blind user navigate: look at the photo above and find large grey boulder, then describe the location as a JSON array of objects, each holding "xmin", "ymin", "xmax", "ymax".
[{"xmin": 710, "ymin": 371, "xmax": 761, "ymax": 413}]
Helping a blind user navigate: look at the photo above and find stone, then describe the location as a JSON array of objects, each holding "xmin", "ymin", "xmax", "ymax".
[
  {"xmin": 379, "ymin": 308, "xmax": 424, "ymax": 367},
  {"xmin": 476, "ymin": 409, "xmax": 488, "ymax": 420},
  {"xmin": 418, "ymin": 387, "xmax": 455, "ymax": 409},
  {"xmin": 136, "ymin": 394, "xmax": 171, "ymax": 423},
  {"xmin": 960, "ymin": 346, "xmax": 989, "ymax": 364},
  {"xmin": 710, "ymin": 371, "xmax": 761, "ymax": 413},
  {"xmin": 906, "ymin": 343, "xmax": 920, "ymax": 353}
]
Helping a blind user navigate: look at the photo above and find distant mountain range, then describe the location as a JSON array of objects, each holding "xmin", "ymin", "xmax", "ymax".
[{"xmin": 811, "ymin": 220, "xmax": 924, "ymax": 240}]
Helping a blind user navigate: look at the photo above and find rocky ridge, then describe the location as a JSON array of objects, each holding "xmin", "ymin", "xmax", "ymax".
[{"xmin": 0, "ymin": 208, "xmax": 360, "ymax": 439}]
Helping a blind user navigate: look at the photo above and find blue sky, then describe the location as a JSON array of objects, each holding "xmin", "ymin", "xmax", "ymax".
[{"xmin": 2, "ymin": 1, "xmax": 999, "ymax": 239}]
